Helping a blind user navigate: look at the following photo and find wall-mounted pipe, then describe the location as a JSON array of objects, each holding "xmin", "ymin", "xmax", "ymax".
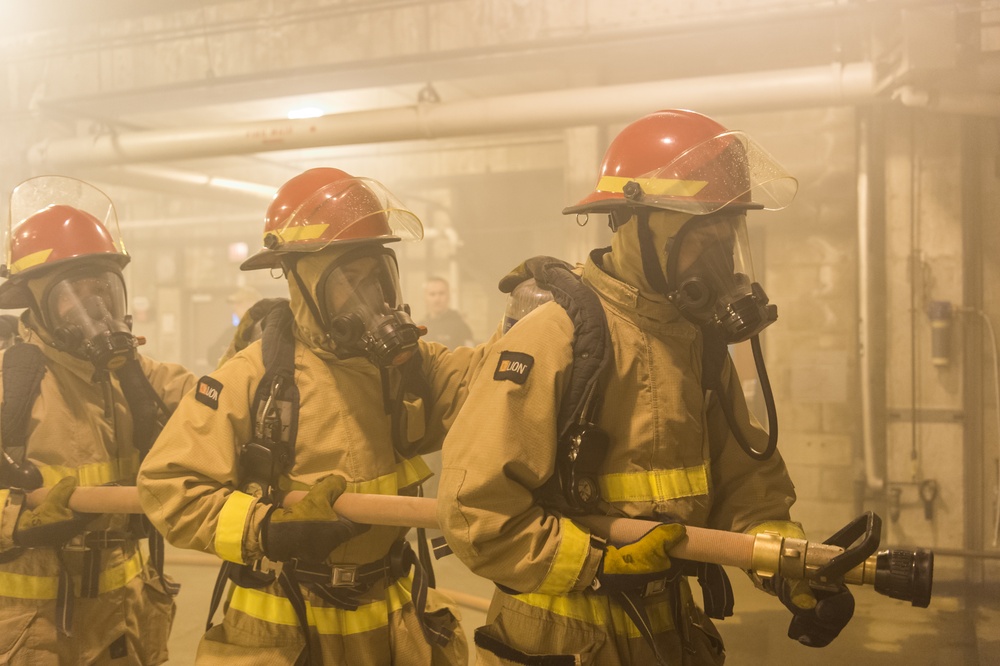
[
  {"xmin": 28, "ymin": 63, "xmax": 875, "ymax": 168},
  {"xmin": 857, "ymin": 114, "xmax": 885, "ymax": 493}
]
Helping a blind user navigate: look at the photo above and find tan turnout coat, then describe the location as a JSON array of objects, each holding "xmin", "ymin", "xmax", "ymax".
[
  {"xmin": 439, "ymin": 252, "xmax": 797, "ymax": 665},
  {"xmin": 0, "ymin": 324, "xmax": 195, "ymax": 665}
]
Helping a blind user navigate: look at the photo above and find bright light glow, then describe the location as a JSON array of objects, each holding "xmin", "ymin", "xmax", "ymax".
[
  {"xmin": 287, "ymin": 106, "xmax": 324, "ymax": 119},
  {"xmin": 209, "ymin": 178, "xmax": 277, "ymax": 198}
]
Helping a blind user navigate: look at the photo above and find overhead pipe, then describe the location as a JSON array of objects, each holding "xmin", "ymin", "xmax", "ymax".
[
  {"xmin": 893, "ymin": 86, "xmax": 1000, "ymax": 117},
  {"xmin": 87, "ymin": 165, "xmax": 277, "ymax": 203},
  {"xmin": 28, "ymin": 63, "xmax": 875, "ymax": 168}
]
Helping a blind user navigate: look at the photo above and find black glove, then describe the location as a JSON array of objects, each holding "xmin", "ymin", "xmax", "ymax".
[
  {"xmin": 497, "ymin": 256, "xmax": 574, "ymax": 294},
  {"xmin": 769, "ymin": 575, "xmax": 855, "ymax": 648},
  {"xmin": 13, "ymin": 477, "xmax": 96, "ymax": 548},
  {"xmin": 260, "ymin": 474, "xmax": 368, "ymax": 563}
]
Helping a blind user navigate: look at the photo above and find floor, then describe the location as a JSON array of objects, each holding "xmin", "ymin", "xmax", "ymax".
[{"xmin": 163, "ymin": 542, "xmax": 999, "ymax": 665}]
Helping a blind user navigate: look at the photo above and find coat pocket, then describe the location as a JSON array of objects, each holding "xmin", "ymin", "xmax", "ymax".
[
  {"xmin": 473, "ymin": 613, "xmax": 604, "ymax": 666},
  {"xmin": 0, "ymin": 610, "xmax": 37, "ymax": 663}
]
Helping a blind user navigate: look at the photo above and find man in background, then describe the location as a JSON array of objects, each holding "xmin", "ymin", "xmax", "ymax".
[{"xmin": 422, "ymin": 276, "xmax": 474, "ymax": 348}]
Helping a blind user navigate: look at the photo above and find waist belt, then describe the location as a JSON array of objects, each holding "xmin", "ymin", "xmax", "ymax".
[
  {"xmin": 222, "ymin": 539, "xmax": 456, "ymax": 662},
  {"xmin": 289, "ymin": 544, "xmax": 403, "ymax": 594}
]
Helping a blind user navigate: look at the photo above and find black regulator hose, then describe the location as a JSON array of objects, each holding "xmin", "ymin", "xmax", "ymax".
[{"xmin": 714, "ymin": 334, "xmax": 779, "ymax": 461}]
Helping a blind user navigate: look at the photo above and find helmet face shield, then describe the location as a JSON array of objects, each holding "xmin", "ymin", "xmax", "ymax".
[
  {"xmin": 626, "ymin": 131, "xmax": 798, "ymax": 216},
  {"xmin": 6, "ymin": 176, "xmax": 125, "ymax": 273}
]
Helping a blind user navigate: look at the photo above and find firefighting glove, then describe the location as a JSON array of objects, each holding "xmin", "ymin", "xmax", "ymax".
[
  {"xmin": 594, "ymin": 523, "xmax": 686, "ymax": 592},
  {"xmin": 767, "ymin": 575, "xmax": 855, "ymax": 648},
  {"xmin": 13, "ymin": 477, "xmax": 96, "ymax": 548},
  {"xmin": 260, "ymin": 474, "xmax": 369, "ymax": 563}
]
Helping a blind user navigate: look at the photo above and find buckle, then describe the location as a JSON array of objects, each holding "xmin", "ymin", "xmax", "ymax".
[
  {"xmin": 62, "ymin": 534, "xmax": 90, "ymax": 553},
  {"xmin": 330, "ymin": 565, "xmax": 358, "ymax": 587},
  {"xmin": 643, "ymin": 577, "xmax": 669, "ymax": 597}
]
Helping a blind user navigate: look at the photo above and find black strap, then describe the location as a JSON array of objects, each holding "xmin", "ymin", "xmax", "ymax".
[
  {"xmin": 473, "ymin": 628, "xmax": 577, "ymax": 666},
  {"xmin": 55, "ymin": 550, "xmax": 74, "ymax": 637},
  {"xmin": 635, "ymin": 213, "xmax": 671, "ymax": 297},
  {"xmin": 277, "ymin": 568, "xmax": 317, "ymax": 661},
  {"xmin": 696, "ymin": 562, "xmax": 734, "ymax": 620},
  {"xmin": 613, "ymin": 590, "xmax": 670, "ymax": 666},
  {"xmin": 114, "ymin": 357, "xmax": 171, "ymax": 458},
  {"xmin": 0, "ymin": 343, "xmax": 46, "ymax": 490}
]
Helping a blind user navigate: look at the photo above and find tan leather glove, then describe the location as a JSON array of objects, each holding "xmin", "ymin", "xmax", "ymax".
[
  {"xmin": 260, "ymin": 474, "xmax": 368, "ymax": 563},
  {"xmin": 14, "ymin": 477, "xmax": 95, "ymax": 548},
  {"xmin": 594, "ymin": 523, "xmax": 687, "ymax": 592}
]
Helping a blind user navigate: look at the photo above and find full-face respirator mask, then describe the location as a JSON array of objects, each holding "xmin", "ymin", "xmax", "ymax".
[
  {"xmin": 664, "ymin": 212, "xmax": 775, "ymax": 344},
  {"xmin": 42, "ymin": 266, "xmax": 136, "ymax": 370},
  {"xmin": 317, "ymin": 246, "xmax": 423, "ymax": 368}
]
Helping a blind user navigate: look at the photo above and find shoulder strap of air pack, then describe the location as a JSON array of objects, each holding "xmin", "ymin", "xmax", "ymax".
[
  {"xmin": 241, "ymin": 298, "xmax": 299, "ymax": 497},
  {"xmin": 0, "ymin": 343, "xmax": 46, "ymax": 490},
  {"xmin": 515, "ymin": 256, "xmax": 611, "ymax": 441}
]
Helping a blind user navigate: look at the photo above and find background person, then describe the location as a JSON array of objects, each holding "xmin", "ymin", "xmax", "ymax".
[{"xmin": 422, "ymin": 276, "xmax": 474, "ymax": 349}]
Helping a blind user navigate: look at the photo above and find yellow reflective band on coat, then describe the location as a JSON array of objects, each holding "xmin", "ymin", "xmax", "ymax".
[
  {"xmin": 37, "ymin": 454, "xmax": 140, "ymax": 488},
  {"xmin": 513, "ymin": 591, "xmax": 674, "ymax": 638},
  {"xmin": 9, "ymin": 248, "xmax": 54, "ymax": 275},
  {"xmin": 0, "ymin": 550, "xmax": 142, "ymax": 600},
  {"xmin": 535, "ymin": 518, "xmax": 591, "ymax": 596},
  {"xmin": 215, "ymin": 491, "xmax": 258, "ymax": 564},
  {"xmin": 596, "ymin": 175, "xmax": 708, "ymax": 198},
  {"xmin": 284, "ymin": 456, "xmax": 431, "ymax": 495},
  {"xmin": 598, "ymin": 464, "xmax": 709, "ymax": 503},
  {"xmin": 228, "ymin": 575, "xmax": 414, "ymax": 634}
]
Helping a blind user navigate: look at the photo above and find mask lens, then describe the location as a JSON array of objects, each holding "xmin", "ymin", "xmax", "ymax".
[
  {"xmin": 320, "ymin": 253, "xmax": 400, "ymax": 322},
  {"xmin": 669, "ymin": 214, "xmax": 774, "ymax": 341},
  {"xmin": 45, "ymin": 269, "xmax": 128, "ymax": 339},
  {"xmin": 319, "ymin": 248, "xmax": 421, "ymax": 366}
]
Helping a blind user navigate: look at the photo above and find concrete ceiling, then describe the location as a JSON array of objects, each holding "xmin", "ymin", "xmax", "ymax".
[{"xmin": 1, "ymin": 1, "xmax": 997, "ymax": 205}]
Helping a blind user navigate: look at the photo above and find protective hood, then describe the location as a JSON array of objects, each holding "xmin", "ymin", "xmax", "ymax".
[
  {"xmin": 286, "ymin": 249, "xmax": 346, "ymax": 359},
  {"xmin": 603, "ymin": 209, "xmax": 691, "ymax": 301}
]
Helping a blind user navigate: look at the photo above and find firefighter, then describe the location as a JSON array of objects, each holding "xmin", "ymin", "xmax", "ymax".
[
  {"xmin": 0, "ymin": 176, "xmax": 196, "ymax": 664},
  {"xmin": 437, "ymin": 109, "xmax": 855, "ymax": 664},
  {"xmin": 137, "ymin": 168, "xmax": 490, "ymax": 665}
]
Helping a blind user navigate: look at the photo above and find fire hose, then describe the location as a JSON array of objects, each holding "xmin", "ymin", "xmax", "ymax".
[{"xmin": 24, "ymin": 485, "xmax": 932, "ymax": 607}]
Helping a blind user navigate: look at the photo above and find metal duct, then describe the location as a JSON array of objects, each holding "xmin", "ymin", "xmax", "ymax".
[{"xmin": 29, "ymin": 63, "xmax": 875, "ymax": 168}]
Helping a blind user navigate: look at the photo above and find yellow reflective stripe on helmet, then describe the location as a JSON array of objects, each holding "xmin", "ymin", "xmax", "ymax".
[
  {"xmin": 0, "ymin": 551, "xmax": 142, "ymax": 600},
  {"xmin": 271, "ymin": 224, "xmax": 330, "ymax": 244},
  {"xmin": 228, "ymin": 575, "xmax": 414, "ymax": 634},
  {"xmin": 215, "ymin": 491, "xmax": 258, "ymax": 564},
  {"xmin": 599, "ymin": 464, "xmax": 709, "ymax": 503},
  {"xmin": 9, "ymin": 249, "xmax": 54, "ymax": 275},
  {"xmin": 285, "ymin": 456, "xmax": 431, "ymax": 495},
  {"xmin": 597, "ymin": 175, "xmax": 707, "ymax": 198},
  {"xmin": 513, "ymin": 591, "xmax": 674, "ymax": 637},
  {"xmin": 535, "ymin": 518, "xmax": 591, "ymax": 596}
]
